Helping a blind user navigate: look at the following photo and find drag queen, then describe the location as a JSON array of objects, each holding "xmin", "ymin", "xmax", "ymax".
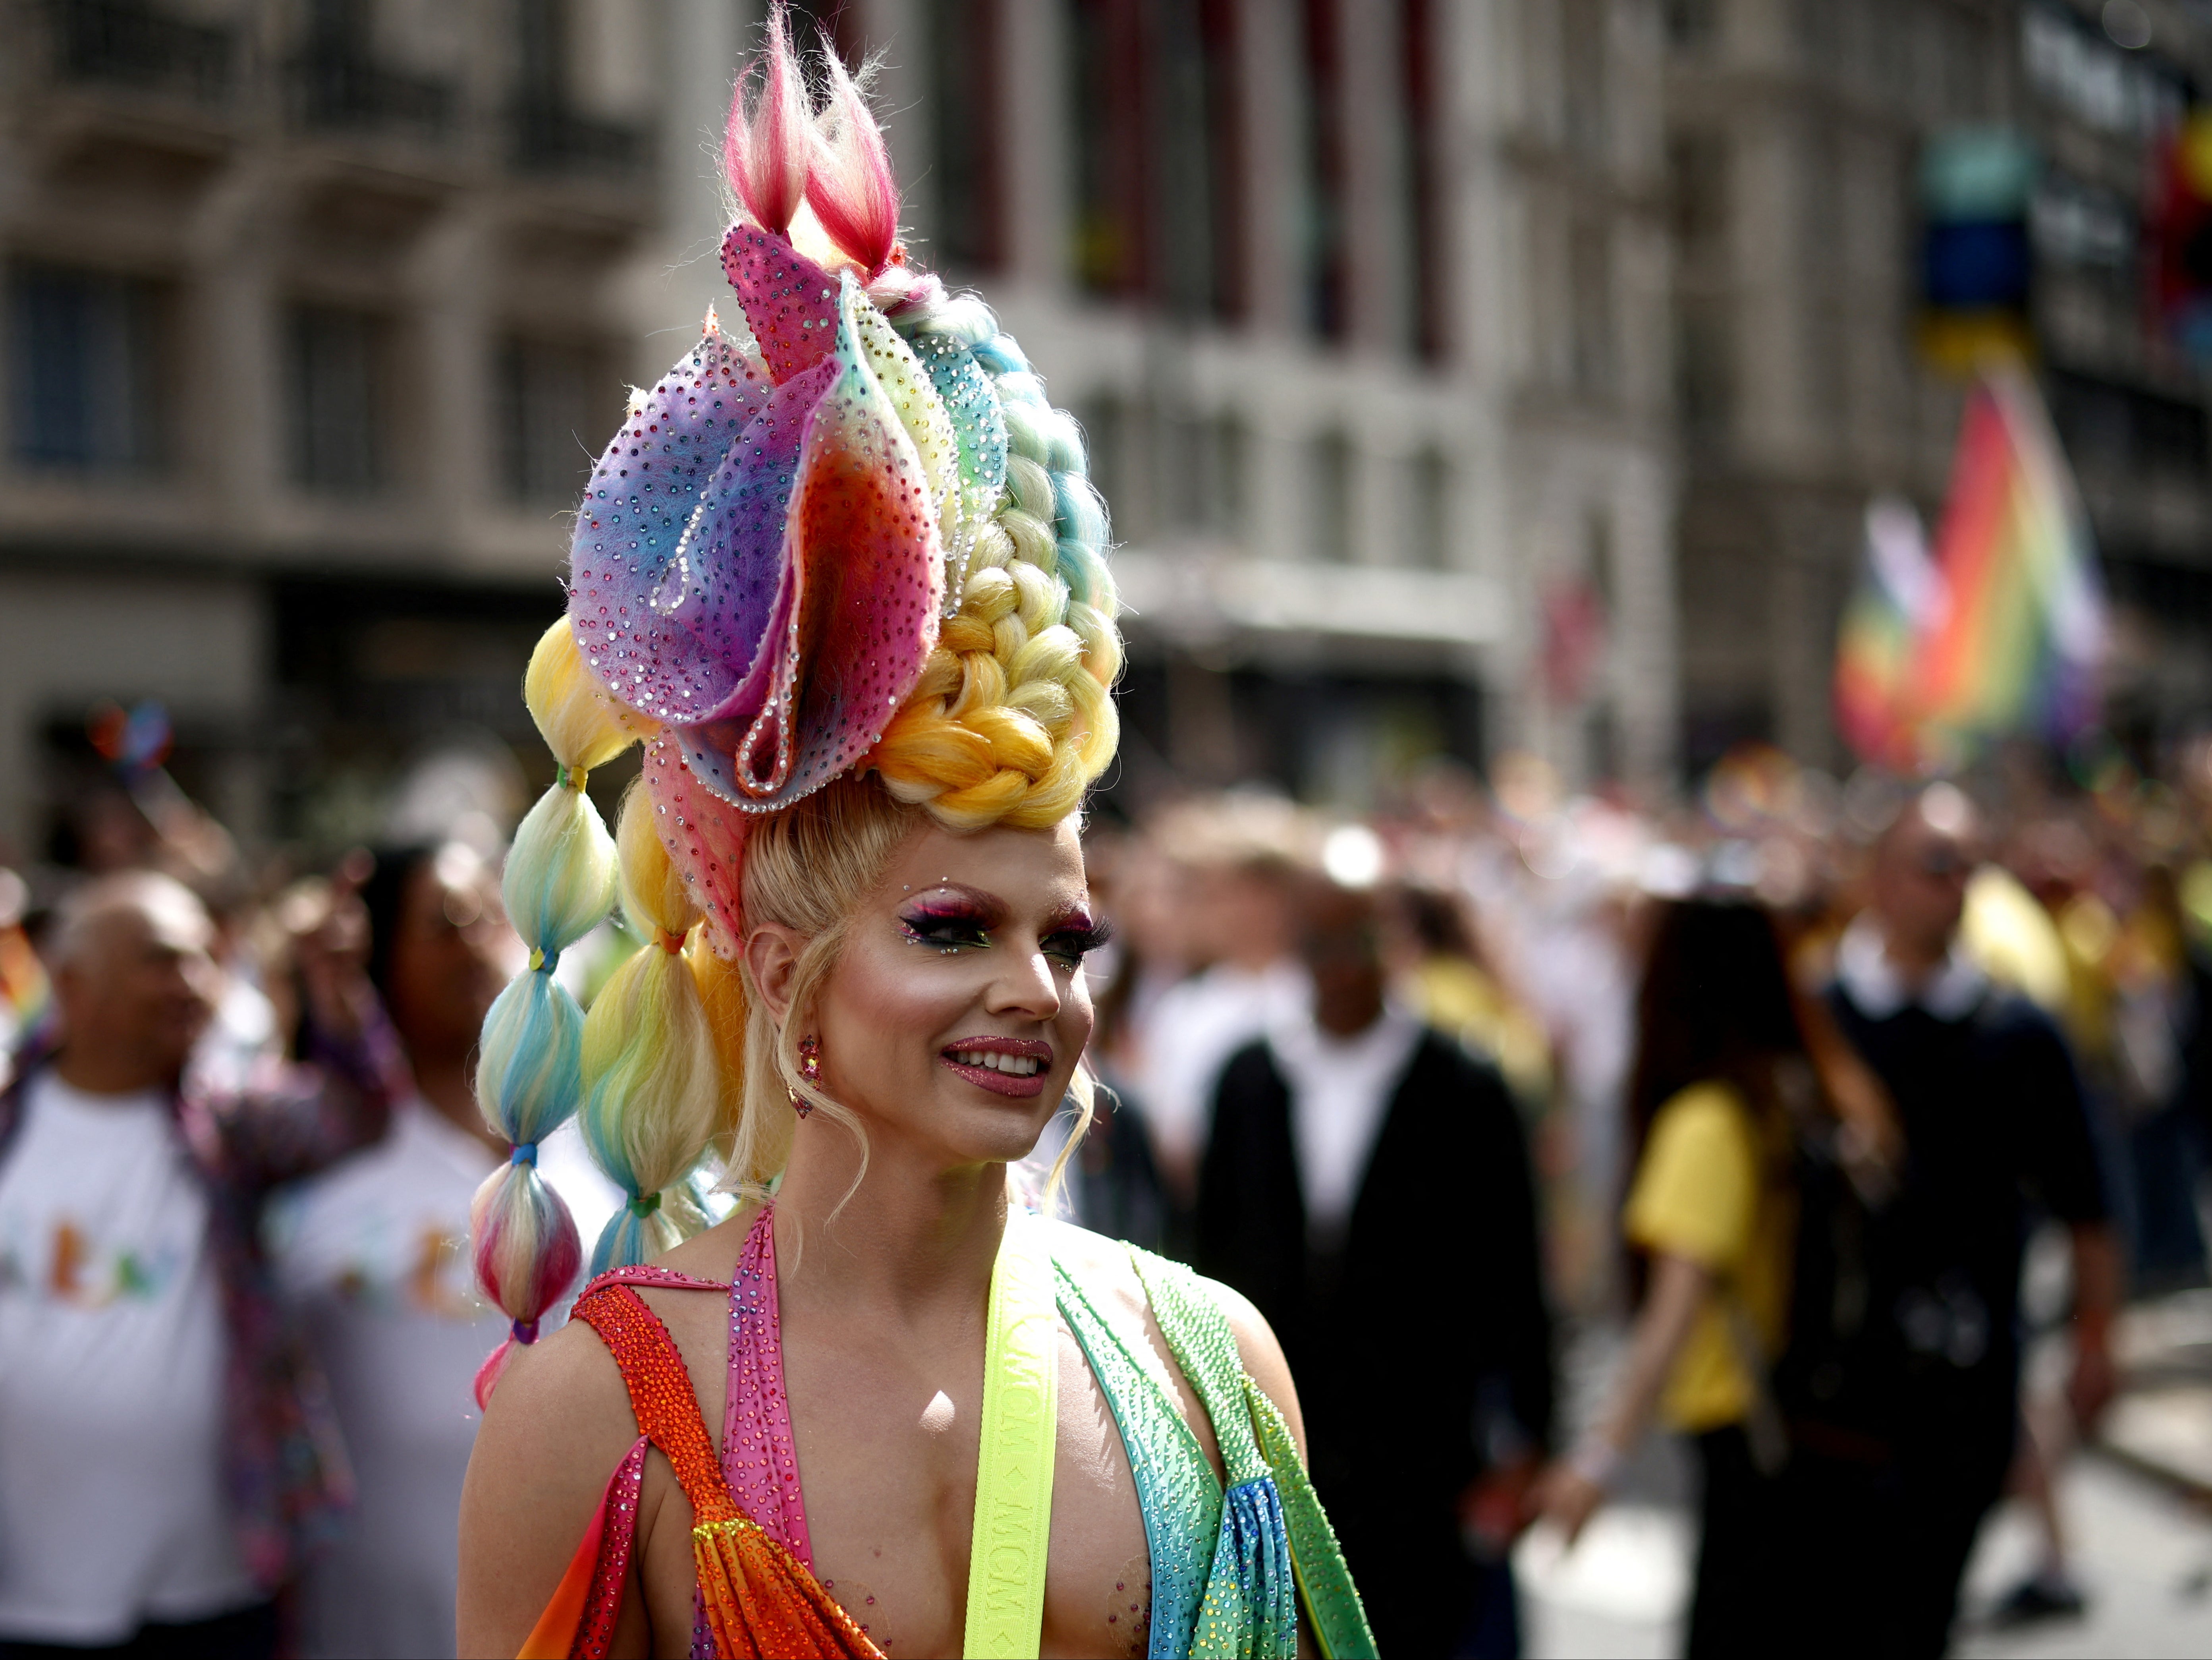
[{"xmin": 454, "ymin": 15, "xmax": 1371, "ymax": 1657}]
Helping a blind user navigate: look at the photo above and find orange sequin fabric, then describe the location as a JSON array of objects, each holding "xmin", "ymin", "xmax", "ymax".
[{"xmin": 570, "ymin": 1283, "xmax": 883, "ymax": 1659}]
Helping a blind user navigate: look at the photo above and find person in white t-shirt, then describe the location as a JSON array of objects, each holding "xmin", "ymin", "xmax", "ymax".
[
  {"xmin": 267, "ymin": 844, "xmax": 621, "ymax": 1659},
  {"xmin": 0, "ymin": 871, "xmax": 398, "ymax": 1659}
]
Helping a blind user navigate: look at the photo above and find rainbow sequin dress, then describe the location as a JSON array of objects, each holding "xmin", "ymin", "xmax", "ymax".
[{"xmin": 519, "ymin": 1208, "xmax": 1372, "ymax": 1659}]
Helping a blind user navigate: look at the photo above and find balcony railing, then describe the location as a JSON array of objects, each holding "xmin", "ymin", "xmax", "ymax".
[
  {"xmin": 289, "ymin": 52, "xmax": 456, "ymax": 144},
  {"xmin": 44, "ymin": 0, "xmax": 235, "ymax": 105},
  {"xmin": 512, "ymin": 102, "xmax": 652, "ymax": 180}
]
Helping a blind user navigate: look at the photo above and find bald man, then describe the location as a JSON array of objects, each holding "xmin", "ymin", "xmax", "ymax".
[
  {"xmin": 1797, "ymin": 786, "xmax": 2119, "ymax": 1656},
  {"xmin": 0, "ymin": 873, "xmax": 400, "ymax": 1660}
]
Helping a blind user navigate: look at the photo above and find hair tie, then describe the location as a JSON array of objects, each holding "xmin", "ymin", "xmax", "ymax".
[
  {"xmin": 511, "ymin": 1317, "xmax": 541, "ymax": 1345},
  {"xmin": 627, "ymin": 1192, "xmax": 662, "ymax": 1219},
  {"xmin": 528, "ymin": 947, "xmax": 561, "ymax": 974},
  {"xmin": 555, "ymin": 763, "xmax": 589, "ymax": 792},
  {"xmin": 508, "ymin": 1141, "xmax": 539, "ymax": 1166},
  {"xmin": 657, "ymin": 928, "xmax": 687, "ymax": 954}
]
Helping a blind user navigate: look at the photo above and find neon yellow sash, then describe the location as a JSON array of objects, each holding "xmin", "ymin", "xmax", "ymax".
[{"xmin": 962, "ymin": 1215, "xmax": 1059, "ymax": 1659}]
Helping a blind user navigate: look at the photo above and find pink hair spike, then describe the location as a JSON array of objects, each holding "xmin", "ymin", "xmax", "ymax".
[
  {"xmin": 804, "ymin": 49, "xmax": 900, "ymax": 277},
  {"xmin": 724, "ymin": 4, "xmax": 811, "ymax": 237}
]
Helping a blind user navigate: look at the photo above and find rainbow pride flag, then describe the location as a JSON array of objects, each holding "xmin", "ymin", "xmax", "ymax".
[{"xmin": 1833, "ymin": 371, "xmax": 2105, "ymax": 769}]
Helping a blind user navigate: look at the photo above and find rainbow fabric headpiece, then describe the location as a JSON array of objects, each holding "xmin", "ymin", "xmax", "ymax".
[{"xmin": 560, "ymin": 10, "xmax": 1117, "ymax": 951}]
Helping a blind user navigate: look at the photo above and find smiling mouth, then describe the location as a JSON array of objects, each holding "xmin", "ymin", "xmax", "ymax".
[{"xmin": 940, "ymin": 1039, "xmax": 1054, "ymax": 1098}]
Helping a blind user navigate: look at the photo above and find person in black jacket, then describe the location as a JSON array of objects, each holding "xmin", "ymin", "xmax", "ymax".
[
  {"xmin": 1197, "ymin": 875, "xmax": 1554, "ymax": 1658},
  {"xmin": 1816, "ymin": 784, "xmax": 2120, "ymax": 1656}
]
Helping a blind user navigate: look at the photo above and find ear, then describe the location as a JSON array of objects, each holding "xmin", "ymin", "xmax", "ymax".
[{"xmin": 743, "ymin": 921, "xmax": 806, "ymax": 1028}]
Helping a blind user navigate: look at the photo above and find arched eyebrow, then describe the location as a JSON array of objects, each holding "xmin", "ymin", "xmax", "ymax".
[{"xmin": 898, "ymin": 883, "xmax": 1009, "ymax": 927}]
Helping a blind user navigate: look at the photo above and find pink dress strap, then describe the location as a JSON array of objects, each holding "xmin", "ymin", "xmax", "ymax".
[
  {"xmin": 721, "ymin": 1205, "xmax": 814, "ymax": 1567},
  {"xmin": 579, "ymin": 1264, "xmax": 733, "ymax": 1294}
]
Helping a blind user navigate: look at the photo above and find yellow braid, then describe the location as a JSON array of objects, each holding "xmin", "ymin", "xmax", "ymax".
[{"xmin": 870, "ymin": 455, "xmax": 1121, "ymax": 829}]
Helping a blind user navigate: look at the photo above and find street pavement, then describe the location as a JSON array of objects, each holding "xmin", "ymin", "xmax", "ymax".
[
  {"xmin": 1517, "ymin": 1453, "xmax": 2212, "ymax": 1658},
  {"xmin": 1519, "ymin": 1295, "xmax": 2212, "ymax": 1658}
]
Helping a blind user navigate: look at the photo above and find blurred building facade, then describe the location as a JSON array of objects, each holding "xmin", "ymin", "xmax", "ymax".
[
  {"xmin": 0, "ymin": 0, "xmax": 1685, "ymax": 863},
  {"xmin": 855, "ymin": 0, "xmax": 1683, "ymax": 810},
  {"xmin": 1666, "ymin": 0, "xmax": 2212, "ymax": 773},
  {"xmin": 0, "ymin": 0, "xmax": 692, "ymax": 860}
]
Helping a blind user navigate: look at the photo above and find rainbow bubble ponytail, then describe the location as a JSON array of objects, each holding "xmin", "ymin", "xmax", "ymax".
[
  {"xmin": 470, "ymin": 619, "xmax": 637, "ymax": 1405},
  {"xmin": 576, "ymin": 784, "xmax": 726, "ymax": 1273}
]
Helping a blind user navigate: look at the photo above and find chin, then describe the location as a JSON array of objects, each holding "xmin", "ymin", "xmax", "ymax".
[{"xmin": 931, "ymin": 1084, "xmax": 1066, "ymax": 1167}]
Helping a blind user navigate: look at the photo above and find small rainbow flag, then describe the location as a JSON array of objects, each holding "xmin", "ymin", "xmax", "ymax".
[
  {"xmin": 1835, "ymin": 496, "xmax": 1942, "ymax": 770},
  {"xmin": 1833, "ymin": 370, "xmax": 2105, "ymax": 769}
]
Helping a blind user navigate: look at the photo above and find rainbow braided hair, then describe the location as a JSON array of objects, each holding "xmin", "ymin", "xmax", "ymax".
[{"xmin": 470, "ymin": 6, "xmax": 1119, "ymax": 1385}]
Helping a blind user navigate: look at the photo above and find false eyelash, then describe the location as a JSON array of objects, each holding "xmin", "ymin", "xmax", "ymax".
[
  {"xmin": 898, "ymin": 906, "xmax": 994, "ymax": 951},
  {"xmin": 1044, "ymin": 919, "xmax": 1115, "ymax": 960}
]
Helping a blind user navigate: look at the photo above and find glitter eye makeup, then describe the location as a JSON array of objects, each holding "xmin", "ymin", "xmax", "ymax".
[
  {"xmin": 896, "ymin": 891, "xmax": 1001, "ymax": 953},
  {"xmin": 1041, "ymin": 913, "xmax": 1114, "ymax": 968}
]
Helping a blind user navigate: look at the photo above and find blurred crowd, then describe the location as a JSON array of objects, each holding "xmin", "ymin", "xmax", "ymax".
[{"xmin": 1, "ymin": 730, "xmax": 2209, "ymax": 1657}]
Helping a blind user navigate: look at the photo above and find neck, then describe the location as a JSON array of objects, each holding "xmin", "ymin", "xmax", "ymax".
[
  {"xmin": 411, "ymin": 1049, "xmax": 503, "ymax": 1152},
  {"xmin": 772, "ymin": 1123, "xmax": 1009, "ymax": 1321},
  {"xmin": 1875, "ymin": 915, "xmax": 1951, "ymax": 986},
  {"xmin": 51, "ymin": 1045, "xmax": 170, "ymax": 1096}
]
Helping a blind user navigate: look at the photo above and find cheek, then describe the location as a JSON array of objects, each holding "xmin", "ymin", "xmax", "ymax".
[
  {"xmin": 1058, "ymin": 973, "xmax": 1097, "ymax": 1051},
  {"xmin": 821, "ymin": 938, "xmax": 978, "ymax": 1080}
]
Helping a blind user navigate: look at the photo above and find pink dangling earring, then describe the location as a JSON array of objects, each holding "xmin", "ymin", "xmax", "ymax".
[{"xmin": 792, "ymin": 1034, "xmax": 822, "ymax": 1117}]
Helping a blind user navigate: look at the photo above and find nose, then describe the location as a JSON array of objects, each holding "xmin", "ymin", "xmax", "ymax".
[{"xmin": 986, "ymin": 938, "xmax": 1064, "ymax": 1022}]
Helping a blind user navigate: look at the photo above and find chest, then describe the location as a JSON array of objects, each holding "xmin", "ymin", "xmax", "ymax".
[{"xmin": 637, "ymin": 1306, "xmax": 1166, "ymax": 1659}]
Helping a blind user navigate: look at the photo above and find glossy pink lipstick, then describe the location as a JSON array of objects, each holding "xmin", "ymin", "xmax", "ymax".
[{"xmin": 940, "ymin": 1036, "xmax": 1054, "ymax": 1099}]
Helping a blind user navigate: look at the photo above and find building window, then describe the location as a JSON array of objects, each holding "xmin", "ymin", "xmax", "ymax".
[
  {"xmin": 1300, "ymin": 0, "xmax": 1349, "ymax": 340},
  {"xmin": 1664, "ymin": 0, "xmax": 1716, "ymax": 52},
  {"xmin": 1677, "ymin": 301, "xmax": 1731, "ymax": 444},
  {"xmin": 500, "ymin": 338, "xmax": 607, "ymax": 505},
  {"xmin": 1407, "ymin": 448, "xmax": 1452, "ymax": 568},
  {"xmin": 1069, "ymin": 0, "xmax": 1151, "ymax": 298},
  {"xmin": 513, "ymin": 0, "xmax": 652, "ymax": 177},
  {"xmin": 1079, "ymin": 393, "xmax": 1149, "ymax": 539},
  {"xmin": 1199, "ymin": 0, "xmax": 1246, "ymax": 321},
  {"xmin": 1400, "ymin": 0, "xmax": 1444, "ymax": 361},
  {"xmin": 1562, "ymin": 0, "xmax": 1608, "ymax": 160},
  {"xmin": 1203, "ymin": 412, "xmax": 1247, "ymax": 539},
  {"xmin": 8, "ymin": 263, "xmax": 164, "ymax": 473},
  {"xmin": 1308, "ymin": 430, "xmax": 1353, "ymax": 562},
  {"xmin": 1668, "ymin": 133, "xmax": 1729, "ymax": 271},
  {"xmin": 928, "ymin": 0, "xmax": 1004, "ymax": 271},
  {"xmin": 1157, "ymin": 408, "xmax": 1247, "ymax": 537},
  {"xmin": 1569, "ymin": 222, "xmax": 1614, "ymax": 398},
  {"xmin": 1154, "ymin": 0, "xmax": 1239, "ymax": 319},
  {"xmin": 288, "ymin": 304, "xmax": 385, "ymax": 495}
]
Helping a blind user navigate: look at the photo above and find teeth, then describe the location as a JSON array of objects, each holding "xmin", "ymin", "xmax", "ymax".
[{"xmin": 950, "ymin": 1051, "xmax": 1042, "ymax": 1076}]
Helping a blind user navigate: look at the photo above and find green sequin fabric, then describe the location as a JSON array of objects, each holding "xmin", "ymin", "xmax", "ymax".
[{"xmin": 1048, "ymin": 1241, "xmax": 1377, "ymax": 1660}]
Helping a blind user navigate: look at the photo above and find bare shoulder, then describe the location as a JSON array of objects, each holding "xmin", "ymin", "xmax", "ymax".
[
  {"xmin": 1195, "ymin": 1271, "xmax": 1308, "ymax": 1459},
  {"xmin": 654, "ymin": 1200, "xmax": 761, "ymax": 1280},
  {"xmin": 1037, "ymin": 1220, "xmax": 1307, "ymax": 1458},
  {"xmin": 1038, "ymin": 1214, "xmax": 1139, "ymax": 1283},
  {"xmin": 482, "ymin": 1308, "xmax": 631, "ymax": 1426},
  {"xmin": 457, "ymin": 1319, "xmax": 639, "ymax": 1658}
]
